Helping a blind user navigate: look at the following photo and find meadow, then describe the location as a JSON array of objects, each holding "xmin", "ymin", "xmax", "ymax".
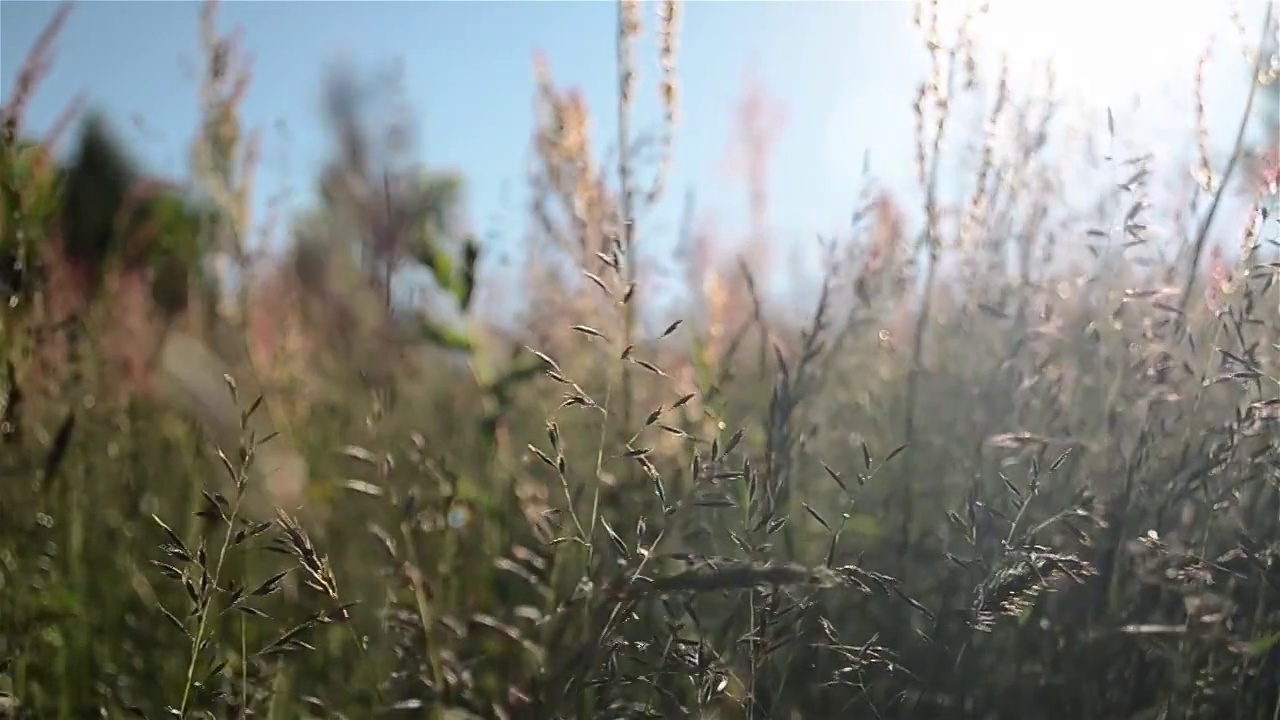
[{"xmin": 2, "ymin": 1, "xmax": 1280, "ymax": 718}]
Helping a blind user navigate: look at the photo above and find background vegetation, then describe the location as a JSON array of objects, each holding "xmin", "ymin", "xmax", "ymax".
[{"xmin": 2, "ymin": 1, "xmax": 1279, "ymax": 718}]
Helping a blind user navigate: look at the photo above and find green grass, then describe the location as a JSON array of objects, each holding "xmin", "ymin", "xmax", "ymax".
[{"xmin": 3, "ymin": 1, "xmax": 1280, "ymax": 718}]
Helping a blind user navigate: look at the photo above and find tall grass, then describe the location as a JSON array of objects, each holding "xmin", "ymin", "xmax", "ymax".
[{"xmin": 2, "ymin": 1, "xmax": 1280, "ymax": 718}]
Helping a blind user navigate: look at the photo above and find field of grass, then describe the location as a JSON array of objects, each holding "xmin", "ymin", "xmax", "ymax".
[{"xmin": 2, "ymin": 1, "xmax": 1280, "ymax": 718}]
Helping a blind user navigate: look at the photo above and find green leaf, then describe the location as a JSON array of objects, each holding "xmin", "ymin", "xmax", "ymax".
[
  {"xmin": 453, "ymin": 236, "xmax": 479, "ymax": 311},
  {"xmin": 419, "ymin": 317, "xmax": 472, "ymax": 351},
  {"xmin": 1246, "ymin": 631, "xmax": 1280, "ymax": 657},
  {"xmin": 425, "ymin": 244, "xmax": 454, "ymax": 288}
]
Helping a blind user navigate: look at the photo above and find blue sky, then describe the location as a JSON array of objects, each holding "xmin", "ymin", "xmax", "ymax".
[
  {"xmin": 1, "ymin": 2, "xmax": 922, "ymax": 247},
  {"xmin": 2, "ymin": 0, "xmax": 1272, "ymax": 315}
]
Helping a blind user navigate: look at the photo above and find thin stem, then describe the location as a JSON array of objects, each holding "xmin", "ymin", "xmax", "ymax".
[
  {"xmin": 1179, "ymin": 2, "xmax": 1274, "ymax": 312},
  {"xmin": 179, "ymin": 452, "xmax": 248, "ymax": 717}
]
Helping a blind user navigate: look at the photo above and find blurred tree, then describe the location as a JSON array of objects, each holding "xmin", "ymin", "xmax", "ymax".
[
  {"xmin": 2, "ymin": 113, "xmax": 214, "ymax": 345},
  {"xmin": 309, "ymin": 62, "xmax": 479, "ymax": 349}
]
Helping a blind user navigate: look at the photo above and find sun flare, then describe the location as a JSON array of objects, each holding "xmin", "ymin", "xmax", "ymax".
[{"xmin": 960, "ymin": 0, "xmax": 1248, "ymax": 108}]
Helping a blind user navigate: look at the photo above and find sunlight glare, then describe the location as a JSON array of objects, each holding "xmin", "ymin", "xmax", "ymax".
[{"xmin": 967, "ymin": 0, "xmax": 1228, "ymax": 108}]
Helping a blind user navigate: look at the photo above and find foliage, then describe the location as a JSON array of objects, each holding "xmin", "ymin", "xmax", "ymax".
[{"xmin": 3, "ymin": 1, "xmax": 1280, "ymax": 719}]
